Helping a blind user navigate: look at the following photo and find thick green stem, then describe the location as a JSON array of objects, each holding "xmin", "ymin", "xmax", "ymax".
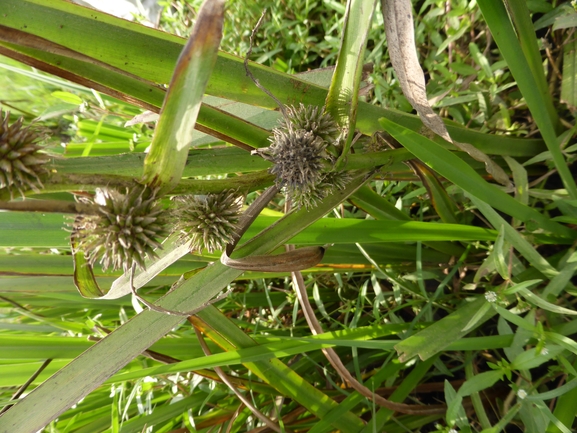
[
  {"xmin": 0, "ymin": 171, "xmax": 275, "ymax": 200},
  {"xmin": 0, "ymin": 199, "xmax": 100, "ymax": 215}
]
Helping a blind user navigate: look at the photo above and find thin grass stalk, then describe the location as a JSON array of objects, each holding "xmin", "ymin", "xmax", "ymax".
[{"xmin": 476, "ymin": 0, "xmax": 577, "ymax": 199}]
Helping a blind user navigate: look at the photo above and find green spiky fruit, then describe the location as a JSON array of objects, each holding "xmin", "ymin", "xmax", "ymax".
[
  {"xmin": 171, "ymin": 190, "xmax": 242, "ymax": 253},
  {"xmin": 73, "ymin": 184, "xmax": 169, "ymax": 272},
  {"xmin": 320, "ymin": 170, "xmax": 352, "ymax": 192},
  {"xmin": 289, "ymin": 170, "xmax": 352, "ymax": 210},
  {"xmin": 266, "ymin": 128, "xmax": 328, "ymax": 191},
  {"xmin": 0, "ymin": 110, "xmax": 49, "ymax": 197},
  {"xmin": 279, "ymin": 104, "xmax": 339, "ymax": 142},
  {"xmin": 254, "ymin": 104, "xmax": 347, "ymax": 209}
]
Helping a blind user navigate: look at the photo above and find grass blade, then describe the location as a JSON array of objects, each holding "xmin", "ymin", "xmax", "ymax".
[
  {"xmin": 325, "ymin": 0, "xmax": 376, "ymax": 166},
  {"xmin": 395, "ymin": 296, "xmax": 496, "ymax": 361},
  {"xmin": 378, "ymin": 116, "xmax": 576, "ymax": 239},
  {"xmin": 477, "ymin": 0, "xmax": 577, "ymax": 199},
  {"xmin": 142, "ymin": 0, "xmax": 224, "ymax": 191},
  {"xmin": 467, "ymin": 195, "xmax": 559, "ymax": 279}
]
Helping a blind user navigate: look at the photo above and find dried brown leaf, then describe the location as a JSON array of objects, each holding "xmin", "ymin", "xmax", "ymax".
[{"xmin": 382, "ymin": 0, "xmax": 512, "ymax": 187}]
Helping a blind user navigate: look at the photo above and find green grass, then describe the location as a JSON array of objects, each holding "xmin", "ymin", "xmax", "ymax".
[{"xmin": 0, "ymin": 1, "xmax": 577, "ymax": 432}]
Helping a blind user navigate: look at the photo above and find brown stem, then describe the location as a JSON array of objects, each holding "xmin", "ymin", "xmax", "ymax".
[
  {"xmin": 283, "ymin": 192, "xmax": 446, "ymax": 415},
  {"xmin": 244, "ymin": 10, "xmax": 287, "ymax": 118},
  {"xmin": 289, "ymin": 263, "xmax": 447, "ymax": 414},
  {"xmin": 0, "ymin": 359, "xmax": 52, "ymax": 415},
  {"xmin": 0, "ymin": 199, "xmax": 101, "ymax": 215},
  {"xmin": 193, "ymin": 326, "xmax": 289, "ymax": 433}
]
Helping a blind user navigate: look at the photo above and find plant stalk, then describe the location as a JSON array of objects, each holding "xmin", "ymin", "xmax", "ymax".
[{"xmin": 0, "ymin": 199, "xmax": 101, "ymax": 215}]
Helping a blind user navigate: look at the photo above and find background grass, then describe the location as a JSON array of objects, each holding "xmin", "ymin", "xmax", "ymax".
[{"xmin": 1, "ymin": 1, "xmax": 577, "ymax": 432}]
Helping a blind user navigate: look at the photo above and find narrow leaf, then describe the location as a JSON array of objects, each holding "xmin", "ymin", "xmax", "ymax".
[
  {"xmin": 493, "ymin": 305, "xmax": 536, "ymax": 332},
  {"xmin": 546, "ymin": 332, "xmax": 577, "ymax": 356},
  {"xmin": 142, "ymin": 0, "xmax": 225, "ymax": 191},
  {"xmin": 516, "ymin": 288, "xmax": 577, "ymax": 316},
  {"xmin": 477, "ymin": 0, "xmax": 577, "ymax": 198},
  {"xmin": 104, "ymin": 234, "xmax": 191, "ymax": 300},
  {"xmin": 542, "ymin": 251, "xmax": 577, "ymax": 298},
  {"xmin": 562, "ymin": 38, "xmax": 577, "ymax": 110},
  {"xmin": 461, "ymin": 302, "xmax": 493, "ymax": 333},
  {"xmin": 445, "ymin": 381, "xmax": 467, "ymax": 430},
  {"xmin": 381, "ymin": 0, "xmax": 510, "ymax": 186},
  {"xmin": 382, "ymin": 0, "xmax": 451, "ymax": 142},
  {"xmin": 409, "ymin": 160, "xmax": 459, "ymax": 224},
  {"xmin": 325, "ymin": 0, "xmax": 376, "ymax": 167},
  {"xmin": 532, "ymin": 400, "xmax": 572, "ymax": 433},
  {"xmin": 457, "ymin": 370, "xmax": 504, "ymax": 397},
  {"xmin": 395, "ymin": 296, "xmax": 496, "ymax": 361},
  {"xmin": 504, "ymin": 156, "xmax": 529, "ymax": 207},
  {"xmin": 377, "ymin": 116, "xmax": 575, "ymax": 239},
  {"xmin": 511, "ymin": 345, "xmax": 564, "ymax": 371},
  {"xmin": 70, "ymin": 225, "xmax": 105, "ymax": 298},
  {"xmin": 502, "ymin": 279, "xmax": 543, "ymax": 295},
  {"xmin": 494, "ymin": 225, "xmax": 511, "ymax": 280}
]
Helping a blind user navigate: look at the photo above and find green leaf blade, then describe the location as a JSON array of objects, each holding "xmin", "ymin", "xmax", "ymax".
[{"xmin": 142, "ymin": 0, "xmax": 225, "ymax": 190}]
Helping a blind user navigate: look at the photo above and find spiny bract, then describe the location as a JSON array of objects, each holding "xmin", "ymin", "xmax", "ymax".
[
  {"xmin": 171, "ymin": 190, "xmax": 242, "ymax": 253},
  {"xmin": 267, "ymin": 128, "xmax": 328, "ymax": 190},
  {"xmin": 260, "ymin": 104, "xmax": 350, "ymax": 209},
  {"xmin": 279, "ymin": 103, "xmax": 339, "ymax": 142},
  {"xmin": 73, "ymin": 184, "xmax": 169, "ymax": 272},
  {"xmin": 289, "ymin": 169, "xmax": 352, "ymax": 210},
  {"xmin": 0, "ymin": 110, "xmax": 49, "ymax": 197}
]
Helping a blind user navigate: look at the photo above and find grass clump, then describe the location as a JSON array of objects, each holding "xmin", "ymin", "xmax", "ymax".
[{"xmin": 0, "ymin": 1, "xmax": 576, "ymax": 432}]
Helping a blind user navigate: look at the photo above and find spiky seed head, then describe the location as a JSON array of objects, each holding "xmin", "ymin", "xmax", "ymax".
[
  {"xmin": 289, "ymin": 170, "xmax": 352, "ymax": 210},
  {"xmin": 267, "ymin": 128, "xmax": 328, "ymax": 191},
  {"xmin": 171, "ymin": 189, "xmax": 242, "ymax": 253},
  {"xmin": 279, "ymin": 104, "xmax": 339, "ymax": 142},
  {"xmin": 254, "ymin": 104, "xmax": 344, "ymax": 210},
  {"xmin": 73, "ymin": 184, "xmax": 169, "ymax": 272},
  {"xmin": 320, "ymin": 170, "xmax": 352, "ymax": 192},
  {"xmin": 287, "ymin": 181, "xmax": 325, "ymax": 210},
  {"xmin": 0, "ymin": 110, "xmax": 49, "ymax": 197}
]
